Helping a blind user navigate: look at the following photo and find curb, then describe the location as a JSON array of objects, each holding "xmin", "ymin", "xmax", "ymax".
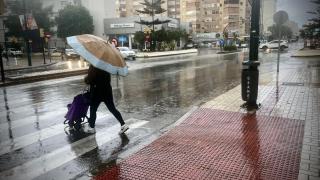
[
  {"xmin": 291, "ymin": 54, "xmax": 320, "ymax": 57},
  {"xmin": 216, "ymin": 50, "xmax": 242, "ymax": 54},
  {"xmin": 4, "ymin": 62, "xmax": 59, "ymax": 72},
  {"xmin": 0, "ymin": 69, "xmax": 87, "ymax": 87},
  {"xmin": 136, "ymin": 49, "xmax": 198, "ymax": 58}
]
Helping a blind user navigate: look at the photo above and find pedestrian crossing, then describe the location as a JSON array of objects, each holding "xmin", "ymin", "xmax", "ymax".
[{"xmin": 0, "ymin": 115, "xmax": 149, "ymax": 180}]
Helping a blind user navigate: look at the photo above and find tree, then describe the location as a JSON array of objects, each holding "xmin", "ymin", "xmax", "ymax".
[
  {"xmin": 303, "ymin": 0, "xmax": 320, "ymax": 38},
  {"xmin": 136, "ymin": 0, "xmax": 170, "ymax": 30},
  {"xmin": 134, "ymin": 31, "xmax": 145, "ymax": 49},
  {"xmin": 5, "ymin": 0, "xmax": 54, "ymax": 38},
  {"xmin": 56, "ymin": 5, "xmax": 94, "ymax": 39},
  {"xmin": 136, "ymin": 0, "xmax": 170, "ymax": 51},
  {"xmin": 267, "ymin": 24, "xmax": 293, "ymax": 40}
]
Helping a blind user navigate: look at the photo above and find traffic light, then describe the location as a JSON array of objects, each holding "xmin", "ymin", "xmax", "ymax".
[{"xmin": 39, "ymin": 28, "xmax": 44, "ymax": 38}]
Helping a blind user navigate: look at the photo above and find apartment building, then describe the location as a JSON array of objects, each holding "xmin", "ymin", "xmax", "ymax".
[
  {"xmin": 180, "ymin": 0, "xmax": 250, "ymax": 35},
  {"xmin": 167, "ymin": 0, "xmax": 180, "ymax": 19},
  {"xmin": 222, "ymin": 0, "xmax": 250, "ymax": 36},
  {"xmin": 181, "ymin": 0, "xmax": 223, "ymax": 33},
  {"xmin": 116, "ymin": 0, "xmax": 168, "ymax": 18}
]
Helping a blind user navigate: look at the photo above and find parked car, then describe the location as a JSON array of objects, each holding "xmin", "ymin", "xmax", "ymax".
[
  {"xmin": 2, "ymin": 48, "xmax": 23, "ymax": 56},
  {"xmin": 65, "ymin": 49, "xmax": 80, "ymax": 58},
  {"xmin": 117, "ymin": 47, "xmax": 136, "ymax": 60},
  {"xmin": 236, "ymin": 42, "xmax": 248, "ymax": 48},
  {"xmin": 183, "ymin": 42, "xmax": 198, "ymax": 49},
  {"xmin": 259, "ymin": 40, "xmax": 288, "ymax": 51},
  {"xmin": 45, "ymin": 47, "xmax": 58, "ymax": 53}
]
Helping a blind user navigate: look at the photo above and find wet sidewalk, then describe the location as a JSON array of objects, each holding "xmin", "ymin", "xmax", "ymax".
[
  {"xmin": 0, "ymin": 55, "xmax": 90, "ymax": 86},
  {"xmin": 2, "ymin": 55, "xmax": 60, "ymax": 71},
  {"xmin": 94, "ymin": 58, "xmax": 320, "ymax": 179}
]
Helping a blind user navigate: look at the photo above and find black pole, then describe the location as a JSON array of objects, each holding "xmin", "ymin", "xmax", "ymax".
[
  {"xmin": 151, "ymin": 0, "xmax": 155, "ymax": 51},
  {"xmin": 249, "ymin": 0, "xmax": 260, "ymax": 62},
  {"xmin": 23, "ymin": 0, "xmax": 32, "ymax": 66},
  {"xmin": 241, "ymin": 0, "xmax": 260, "ymax": 112},
  {"xmin": 3, "ymin": 19, "xmax": 8, "ymax": 66},
  {"xmin": 42, "ymin": 38, "xmax": 46, "ymax": 64},
  {"xmin": 0, "ymin": 47, "xmax": 5, "ymax": 83}
]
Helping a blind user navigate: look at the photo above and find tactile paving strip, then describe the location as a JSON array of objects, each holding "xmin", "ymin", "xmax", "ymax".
[{"xmin": 94, "ymin": 109, "xmax": 304, "ymax": 180}]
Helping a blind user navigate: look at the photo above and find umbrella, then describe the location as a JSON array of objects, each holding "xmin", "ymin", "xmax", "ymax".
[{"xmin": 67, "ymin": 34, "xmax": 128, "ymax": 76}]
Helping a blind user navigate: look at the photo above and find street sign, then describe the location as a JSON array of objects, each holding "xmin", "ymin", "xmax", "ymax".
[
  {"xmin": 273, "ymin": 10, "xmax": 289, "ymax": 73},
  {"xmin": 118, "ymin": 35, "xmax": 127, "ymax": 43},
  {"xmin": 273, "ymin": 11, "xmax": 288, "ymax": 25}
]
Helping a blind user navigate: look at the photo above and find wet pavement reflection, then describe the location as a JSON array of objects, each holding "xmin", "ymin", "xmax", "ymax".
[
  {"xmin": 0, "ymin": 45, "xmax": 314, "ymax": 179},
  {"xmin": 241, "ymin": 114, "xmax": 262, "ymax": 179}
]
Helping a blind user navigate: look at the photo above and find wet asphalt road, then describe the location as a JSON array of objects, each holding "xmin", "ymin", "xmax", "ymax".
[{"xmin": 0, "ymin": 44, "xmax": 310, "ymax": 179}]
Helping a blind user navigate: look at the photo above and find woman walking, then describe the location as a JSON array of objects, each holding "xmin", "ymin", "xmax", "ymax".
[{"xmin": 84, "ymin": 65, "xmax": 128, "ymax": 134}]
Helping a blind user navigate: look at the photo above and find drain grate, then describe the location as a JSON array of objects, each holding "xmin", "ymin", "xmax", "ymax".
[{"xmin": 282, "ymin": 82, "xmax": 304, "ymax": 86}]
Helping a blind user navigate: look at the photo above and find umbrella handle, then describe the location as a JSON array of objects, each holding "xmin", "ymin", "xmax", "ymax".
[{"xmin": 82, "ymin": 86, "xmax": 90, "ymax": 94}]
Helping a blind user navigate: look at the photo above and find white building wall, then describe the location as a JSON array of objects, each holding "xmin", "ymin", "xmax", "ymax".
[
  {"xmin": 262, "ymin": 0, "xmax": 277, "ymax": 35},
  {"xmin": 81, "ymin": 0, "xmax": 116, "ymax": 38}
]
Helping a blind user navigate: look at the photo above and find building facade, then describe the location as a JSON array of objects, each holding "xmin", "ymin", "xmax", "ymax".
[
  {"xmin": 167, "ymin": 0, "xmax": 180, "ymax": 19},
  {"xmin": 116, "ymin": 0, "xmax": 168, "ymax": 18},
  {"xmin": 180, "ymin": 0, "xmax": 250, "ymax": 35},
  {"xmin": 104, "ymin": 16, "xmax": 181, "ymax": 48},
  {"xmin": 222, "ymin": 0, "xmax": 250, "ymax": 36},
  {"xmin": 181, "ymin": 0, "xmax": 223, "ymax": 33}
]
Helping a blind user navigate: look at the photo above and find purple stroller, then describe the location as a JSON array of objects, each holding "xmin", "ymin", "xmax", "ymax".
[{"xmin": 64, "ymin": 91, "xmax": 90, "ymax": 130}]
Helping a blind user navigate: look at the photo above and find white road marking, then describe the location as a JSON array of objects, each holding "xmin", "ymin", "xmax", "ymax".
[
  {"xmin": 0, "ymin": 123, "xmax": 65, "ymax": 156},
  {"xmin": 0, "ymin": 111, "xmax": 105, "ymax": 131},
  {"xmin": 0, "ymin": 118, "xmax": 148, "ymax": 180},
  {"xmin": 0, "ymin": 111, "xmax": 65, "ymax": 131},
  {"xmin": 0, "ymin": 114, "xmax": 109, "ymax": 156}
]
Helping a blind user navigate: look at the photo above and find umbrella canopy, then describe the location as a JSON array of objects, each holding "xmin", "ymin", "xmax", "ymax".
[{"xmin": 67, "ymin": 34, "xmax": 128, "ymax": 76}]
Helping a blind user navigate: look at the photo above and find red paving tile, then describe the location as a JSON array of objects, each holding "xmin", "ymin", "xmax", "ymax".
[{"xmin": 94, "ymin": 109, "xmax": 304, "ymax": 180}]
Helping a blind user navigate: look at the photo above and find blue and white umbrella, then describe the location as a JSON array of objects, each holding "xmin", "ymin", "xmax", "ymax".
[{"xmin": 67, "ymin": 34, "xmax": 128, "ymax": 76}]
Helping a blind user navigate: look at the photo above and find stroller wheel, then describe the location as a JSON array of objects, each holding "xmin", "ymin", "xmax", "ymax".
[
  {"xmin": 74, "ymin": 121, "xmax": 82, "ymax": 131},
  {"xmin": 68, "ymin": 121, "xmax": 74, "ymax": 130}
]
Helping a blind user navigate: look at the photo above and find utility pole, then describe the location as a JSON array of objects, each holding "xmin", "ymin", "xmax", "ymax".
[
  {"xmin": 151, "ymin": 0, "xmax": 155, "ymax": 51},
  {"xmin": 0, "ymin": 45, "xmax": 4, "ymax": 83},
  {"xmin": 241, "ymin": 0, "xmax": 261, "ymax": 112},
  {"xmin": 0, "ymin": 5, "xmax": 6, "ymax": 83},
  {"xmin": 23, "ymin": 0, "xmax": 32, "ymax": 66}
]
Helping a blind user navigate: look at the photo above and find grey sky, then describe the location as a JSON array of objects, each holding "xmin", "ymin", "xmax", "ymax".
[{"xmin": 277, "ymin": 0, "xmax": 317, "ymax": 27}]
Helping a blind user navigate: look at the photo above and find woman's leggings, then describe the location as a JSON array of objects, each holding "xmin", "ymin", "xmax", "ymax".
[{"xmin": 88, "ymin": 86, "xmax": 125, "ymax": 128}]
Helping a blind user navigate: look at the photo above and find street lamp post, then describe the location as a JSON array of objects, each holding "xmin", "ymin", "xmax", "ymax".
[
  {"xmin": 241, "ymin": 0, "xmax": 260, "ymax": 112},
  {"xmin": 0, "ymin": 45, "xmax": 4, "ymax": 83},
  {"xmin": 0, "ymin": 15, "xmax": 7, "ymax": 83},
  {"xmin": 23, "ymin": 0, "xmax": 32, "ymax": 66}
]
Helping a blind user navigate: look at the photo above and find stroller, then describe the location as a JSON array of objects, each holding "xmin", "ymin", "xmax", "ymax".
[{"xmin": 64, "ymin": 90, "xmax": 90, "ymax": 130}]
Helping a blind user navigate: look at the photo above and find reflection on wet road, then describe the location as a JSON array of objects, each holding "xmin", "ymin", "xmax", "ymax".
[{"xmin": 0, "ymin": 46, "xmax": 313, "ymax": 179}]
